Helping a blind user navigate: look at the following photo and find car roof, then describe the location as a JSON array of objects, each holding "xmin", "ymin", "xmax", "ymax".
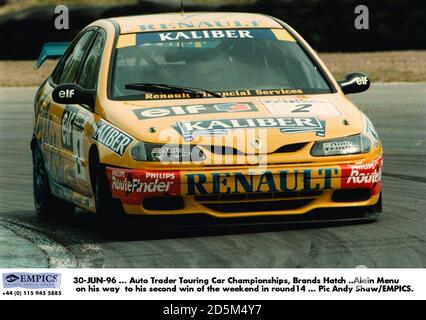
[{"xmin": 110, "ymin": 12, "xmax": 283, "ymax": 34}]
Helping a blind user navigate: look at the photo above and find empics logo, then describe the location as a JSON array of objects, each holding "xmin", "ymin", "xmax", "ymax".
[
  {"xmin": 2, "ymin": 273, "xmax": 61, "ymax": 289},
  {"xmin": 5, "ymin": 274, "xmax": 19, "ymax": 283}
]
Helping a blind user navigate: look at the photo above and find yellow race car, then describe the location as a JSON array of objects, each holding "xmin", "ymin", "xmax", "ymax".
[{"xmin": 32, "ymin": 12, "xmax": 382, "ymax": 227}]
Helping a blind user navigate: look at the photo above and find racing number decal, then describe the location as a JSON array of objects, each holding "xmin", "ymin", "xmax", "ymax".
[
  {"xmin": 291, "ymin": 104, "xmax": 312, "ymax": 113},
  {"xmin": 259, "ymin": 99, "xmax": 341, "ymax": 116},
  {"xmin": 61, "ymin": 106, "xmax": 89, "ymax": 182}
]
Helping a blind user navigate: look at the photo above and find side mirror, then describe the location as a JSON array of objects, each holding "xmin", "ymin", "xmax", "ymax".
[
  {"xmin": 52, "ymin": 84, "xmax": 95, "ymax": 108},
  {"xmin": 338, "ymin": 72, "xmax": 370, "ymax": 94}
]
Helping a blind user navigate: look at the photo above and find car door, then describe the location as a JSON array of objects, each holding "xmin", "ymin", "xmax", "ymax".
[
  {"xmin": 69, "ymin": 29, "xmax": 107, "ymax": 196},
  {"xmin": 42, "ymin": 29, "xmax": 96, "ymax": 196}
]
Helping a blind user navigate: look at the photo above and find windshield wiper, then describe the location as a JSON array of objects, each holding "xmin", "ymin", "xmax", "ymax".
[{"xmin": 124, "ymin": 83, "xmax": 222, "ymax": 98}]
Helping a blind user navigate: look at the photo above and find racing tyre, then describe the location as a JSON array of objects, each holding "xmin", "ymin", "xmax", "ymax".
[
  {"xmin": 374, "ymin": 192, "xmax": 382, "ymax": 213},
  {"xmin": 94, "ymin": 163, "xmax": 126, "ymax": 233},
  {"xmin": 365, "ymin": 192, "xmax": 382, "ymax": 221},
  {"xmin": 32, "ymin": 142, "xmax": 75, "ymax": 221}
]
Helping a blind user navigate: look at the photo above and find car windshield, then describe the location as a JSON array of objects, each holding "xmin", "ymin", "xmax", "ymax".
[{"xmin": 112, "ymin": 28, "xmax": 332, "ymax": 100}]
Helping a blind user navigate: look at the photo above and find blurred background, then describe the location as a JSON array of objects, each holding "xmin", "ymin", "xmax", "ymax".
[{"xmin": 0, "ymin": 0, "xmax": 425, "ymax": 85}]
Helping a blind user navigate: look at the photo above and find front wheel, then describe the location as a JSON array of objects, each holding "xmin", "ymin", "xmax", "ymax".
[
  {"xmin": 363, "ymin": 192, "xmax": 382, "ymax": 221},
  {"xmin": 32, "ymin": 142, "xmax": 75, "ymax": 221},
  {"xmin": 93, "ymin": 163, "xmax": 126, "ymax": 232}
]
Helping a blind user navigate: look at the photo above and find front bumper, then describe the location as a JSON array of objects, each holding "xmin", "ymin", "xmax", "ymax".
[{"xmin": 106, "ymin": 156, "xmax": 382, "ymax": 218}]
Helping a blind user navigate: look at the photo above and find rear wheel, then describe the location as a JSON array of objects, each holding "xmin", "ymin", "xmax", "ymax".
[{"xmin": 32, "ymin": 142, "xmax": 75, "ymax": 221}]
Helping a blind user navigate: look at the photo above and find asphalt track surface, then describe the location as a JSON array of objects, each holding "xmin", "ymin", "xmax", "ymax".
[{"xmin": 0, "ymin": 83, "xmax": 425, "ymax": 268}]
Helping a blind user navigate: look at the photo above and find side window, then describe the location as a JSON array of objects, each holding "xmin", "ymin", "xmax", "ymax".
[
  {"xmin": 77, "ymin": 31, "xmax": 106, "ymax": 90},
  {"xmin": 57, "ymin": 31, "xmax": 95, "ymax": 84}
]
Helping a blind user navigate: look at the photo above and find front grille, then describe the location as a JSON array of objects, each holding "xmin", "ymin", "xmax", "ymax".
[
  {"xmin": 332, "ymin": 189, "xmax": 372, "ymax": 202},
  {"xmin": 201, "ymin": 199, "xmax": 314, "ymax": 213},
  {"xmin": 142, "ymin": 196, "xmax": 185, "ymax": 211},
  {"xmin": 203, "ymin": 146, "xmax": 244, "ymax": 155},
  {"xmin": 202, "ymin": 142, "xmax": 308, "ymax": 156},
  {"xmin": 273, "ymin": 142, "xmax": 308, "ymax": 153},
  {"xmin": 195, "ymin": 191, "xmax": 321, "ymax": 213},
  {"xmin": 195, "ymin": 190, "xmax": 322, "ymax": 202}
]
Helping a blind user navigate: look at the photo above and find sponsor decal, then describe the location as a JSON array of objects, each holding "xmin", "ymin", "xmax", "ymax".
[
  {"xmin": 73, "ymin": 113, "xmax": 88, "ymax": 132},
  {"xmin": 61, "ymin": 106, "xmax": 89, "ymax": 181},
  {"xmin": 214, "ymin": 103, "xmax": 253, "ymax": 113},
  {"xmin": 340, "ymin": 157, "xmax": 383, "ymax": 191},
  {"xmin": 138, "ymin": 20, "xmax": 273, "ymax": 32},
  {"xmin": 323, "ymin": 141, "xmax": 360, "ymax": 155},
  {"xmin": 135, "ymin": 29, "xmax": 288, "ymax": 45},
  {"xmin": 174, "ymin": 117, "xmax": 326, "ymax": 141},
  {"xmin": 121, "ymin": 24, "xmax": 136, "ymax": 33},
  {"xmin": 133, "ymin": 102, "xmax": 256, "ymax": 120},
  {"xmin": 2, "ymin": 273, "xmax": 61, "ymax": 289},
  {"xmin": 185, "ymin": 168, "xmax": 340, "ymax": 195},
  {"xmin": 61, "ymin": 106, "xmax": 79, "ymax": 151},
  {"xmin": 158, "ymin": 30, "xmax": 254, "ymax": 41},
  {"xmin": 37, "ymin": 103, "xmax": 67, "ymax": 183},
  {"xmin": 254, "ymin": 89, "xmax": 304, "ymax": 96},
  {"xmin": 92, "ymin": 120, "xmax": 133, "ymax": 157},
  {"xmin": 142, "ymin": 89, "xmax": 304, "ymax": 100},
  {"xmin": 106, "ymin": 168, "xmax": 181, "ymax": 204},
  {"xmin": 148, "ymin": 145, "xmax": 206, "ymax": 162},
  {"xmin": 259, "ymin": 99, "xmax": 341, "ymax": 116},
  {"xmin": 356, "ymin": 76, "xmax": 369, "ymax": 85}
]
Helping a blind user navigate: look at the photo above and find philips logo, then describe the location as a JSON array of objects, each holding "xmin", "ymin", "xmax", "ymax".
[{"xmin": 2, "ymin": 273, "xmax": 61, "ymax": 289}]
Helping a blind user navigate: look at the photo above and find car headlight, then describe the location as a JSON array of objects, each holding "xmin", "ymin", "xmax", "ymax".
[
  {"xmin": 365, "ymin": 115, "xmax": 380, "ymax": 147},
  {"xmin": 131, "ymin": 142, "xmax": 205, "ymax": 162},
  {"xmin": 310, "ymin": 134, "xmax": 372, "ymax": 156}
]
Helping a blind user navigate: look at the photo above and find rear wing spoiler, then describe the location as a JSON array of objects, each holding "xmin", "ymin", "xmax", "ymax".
[{"xmin": 36, "ymin": 42, "xmax": 70, "ymax": 69}]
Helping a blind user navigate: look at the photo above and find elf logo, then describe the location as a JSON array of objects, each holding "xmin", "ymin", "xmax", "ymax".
[
  {"xmin": 356, "ymin": 76, "xmax": 369, "ymax": 85},
  {"xmin": 58, "ymin": 89, "xmax": 75, "ymax": 99},
  {"xmin": 133, "ymin": 103, "xmax": 256, "ymax": 120}
]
